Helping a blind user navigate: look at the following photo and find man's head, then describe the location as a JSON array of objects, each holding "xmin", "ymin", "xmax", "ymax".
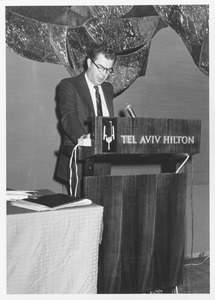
[{"xmin": 85, "ymin": 44, "xmax": 116, "ymax": 86}]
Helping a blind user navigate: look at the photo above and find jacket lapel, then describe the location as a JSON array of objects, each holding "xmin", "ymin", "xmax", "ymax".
[{"xmin": 77, "ymin": 73, "xmax": 95, "ymax": 117}]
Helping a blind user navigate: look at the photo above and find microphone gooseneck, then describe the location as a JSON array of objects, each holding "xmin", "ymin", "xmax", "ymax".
[{"xmin": 125, "ymin": 103, "xmax": 137, "ymax": 118}]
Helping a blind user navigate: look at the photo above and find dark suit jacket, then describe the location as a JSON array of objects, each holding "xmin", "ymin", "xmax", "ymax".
[{"xmin": 55, "ymin": 72, "xmax": 114, "ymax": 182}]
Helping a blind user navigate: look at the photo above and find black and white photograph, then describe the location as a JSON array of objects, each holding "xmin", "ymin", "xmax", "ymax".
[{"xmin": 1, "ymin": 0, "xmax": 213, "ymax": 297}]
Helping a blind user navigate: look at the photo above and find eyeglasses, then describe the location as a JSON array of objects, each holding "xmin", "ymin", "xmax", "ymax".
[{"xmin": 91, "ymin": 60, "xmax": 113, "ymax": 75}]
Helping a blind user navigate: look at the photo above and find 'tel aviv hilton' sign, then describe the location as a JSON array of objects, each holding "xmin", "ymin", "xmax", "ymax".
[
  {"xmin": 120, "ymin": 135, "xmax": 195, "ymax": 144},
  {"xmin": 89, "ymin": 117, "xmax": 201, "ymax": 155}
]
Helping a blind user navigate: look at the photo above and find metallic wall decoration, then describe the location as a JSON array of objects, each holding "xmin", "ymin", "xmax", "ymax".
[
  {"xmin": 5, "ymin": 5, "xmax": 209, "ymax": 95},
  {"xmin": 154, "ymin": 5, "xmax": 209, "ymax": 75}
]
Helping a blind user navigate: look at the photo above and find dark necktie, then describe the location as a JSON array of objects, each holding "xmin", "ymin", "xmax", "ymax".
[{"xmin": 94, "ymin": 86, "xmax": 103, "ymax": 116}]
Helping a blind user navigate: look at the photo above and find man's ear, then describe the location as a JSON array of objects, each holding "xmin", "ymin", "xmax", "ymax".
[{"xmin": 87, "ymin": 58, "xmax": 91, "ymax": 69}]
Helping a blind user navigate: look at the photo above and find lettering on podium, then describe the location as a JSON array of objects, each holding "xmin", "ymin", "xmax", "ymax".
[{"xmin": 120, "ymin": 135, "xmax": 195, "ymax": 144}]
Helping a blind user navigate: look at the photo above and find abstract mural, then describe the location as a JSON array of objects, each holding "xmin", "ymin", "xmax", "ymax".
[{"xmin": 6, "ymin": 5, "xmax": 209, "ymax": 95}]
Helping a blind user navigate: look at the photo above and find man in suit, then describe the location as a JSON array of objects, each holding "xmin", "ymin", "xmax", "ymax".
[{"xmin": 55, "ymin": 45, "xmax": 116, "ymax": 194}]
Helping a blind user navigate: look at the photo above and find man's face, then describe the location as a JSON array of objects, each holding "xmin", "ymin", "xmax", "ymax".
[{"xmin": 86, "ymin": 53, "xmax": 114, "ymax": 86}]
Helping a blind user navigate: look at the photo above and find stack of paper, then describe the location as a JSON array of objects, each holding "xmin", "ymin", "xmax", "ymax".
[{"xmin": 6, "ymin": 190, "xmax": 37, "ymax": 201}]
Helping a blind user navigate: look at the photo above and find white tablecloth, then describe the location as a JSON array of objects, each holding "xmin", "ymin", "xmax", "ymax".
[{"xmin": 7, "ymin": 203, "xmax": 103, "ymax": 294}]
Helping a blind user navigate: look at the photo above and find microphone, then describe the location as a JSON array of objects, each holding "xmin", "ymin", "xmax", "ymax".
[{"xmin": 125, "ymin": 103, "xmax": 137, "ymax": 118}]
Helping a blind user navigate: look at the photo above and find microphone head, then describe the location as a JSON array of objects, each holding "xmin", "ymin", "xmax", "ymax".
[
  {"xmin": 125, "ymin": 103, "xmax": 132, "ymax": 110},
  {"xmin": 124, "ymin": 103, "xmax": 137, "ymax": 118}
]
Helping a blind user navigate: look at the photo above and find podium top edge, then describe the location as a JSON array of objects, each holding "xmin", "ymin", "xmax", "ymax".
[{"xmin": 87, "ymin": 116, "xmax": 201, "ymax": 122}]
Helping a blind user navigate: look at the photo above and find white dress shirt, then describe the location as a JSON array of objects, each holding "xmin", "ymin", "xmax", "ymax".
[{"xmin": 85, "ymin": 74, "xmax": 110, "ymax": 116}]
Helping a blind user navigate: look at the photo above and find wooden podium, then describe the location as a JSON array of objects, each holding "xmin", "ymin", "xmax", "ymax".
[{"xmin": 78, "ymin": 117, "xmax": 201, "ymax": 294}]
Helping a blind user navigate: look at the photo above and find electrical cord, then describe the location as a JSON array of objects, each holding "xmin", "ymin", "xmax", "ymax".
[
  {"xmin": 69, "ymin": 142, "xmax": 82, "ymax": 196},
  {"xmin": 69, "ymin": 134, "xmax": 92, "ymax": 196},
  {"xmin": 190, "ymin": 155, "xmax": 195, "ymax": 293},
  {"xmin": 176, "ymin": 153, "xmax": 190, "ymax": 173},
  {"xmin": 184, "ymin": 255, "xmax": 209, "ymax": 267}
]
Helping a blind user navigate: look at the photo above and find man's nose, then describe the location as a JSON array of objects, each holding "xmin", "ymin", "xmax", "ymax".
[
  {"xmin": 101, "ymin": 69, "xmax": 108, "ymax": 75},
  {"xmin": 99, "ymin": 71, "xmax": 107, "ymax": 78}
]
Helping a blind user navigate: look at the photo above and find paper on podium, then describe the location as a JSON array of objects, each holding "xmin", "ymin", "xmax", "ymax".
[{"xmin": 10, "ymin": 193, "xmax": 92, "ymax": 211}]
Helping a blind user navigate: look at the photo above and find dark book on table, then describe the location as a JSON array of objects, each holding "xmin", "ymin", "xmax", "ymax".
[{"xmin": 10, "ymin": 193, "xmax": 92, "ymax": 211}]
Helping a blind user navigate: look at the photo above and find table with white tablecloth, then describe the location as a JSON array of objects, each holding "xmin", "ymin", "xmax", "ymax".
[{"xmin": 7, "ymin": 201, "xmax": 103, "ymax": 294}]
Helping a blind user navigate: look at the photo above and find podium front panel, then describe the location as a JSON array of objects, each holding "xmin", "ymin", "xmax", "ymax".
[{"xmin": 84, "ymin": 173, "xmax": 187, "ymax": 293}]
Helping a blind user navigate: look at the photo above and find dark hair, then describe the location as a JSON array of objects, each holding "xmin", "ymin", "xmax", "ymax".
[
  {"xmin": 87, "ymin": 44, "xmax": 116, "ymax": 62},
  {"xmin": 83, "ymin": 44, "xmax": 116, "ymax": 70}
]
